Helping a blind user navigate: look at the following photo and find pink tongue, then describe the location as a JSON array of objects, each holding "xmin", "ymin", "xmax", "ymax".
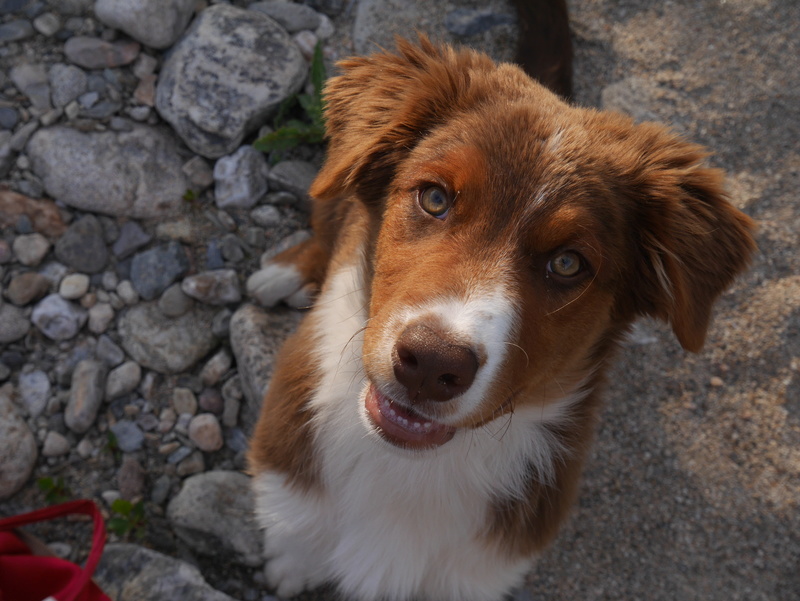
[{"xmin": 365, "ymin": 384, "xmax": 456, "ymax": 449}]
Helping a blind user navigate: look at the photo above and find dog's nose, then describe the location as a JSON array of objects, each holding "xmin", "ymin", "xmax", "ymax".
[{"xmin": 392, "ymin": 324, "xmax": 479, "ymax": 403}]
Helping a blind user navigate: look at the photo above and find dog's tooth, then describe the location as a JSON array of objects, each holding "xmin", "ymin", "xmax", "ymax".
[{"xmin": 423, "ymin": 423, "xmax": 432, "ymax": 430}]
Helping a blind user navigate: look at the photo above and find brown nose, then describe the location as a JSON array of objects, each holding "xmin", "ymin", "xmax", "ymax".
[{"xmin": 392, "ymin": 324, "xmax": 479, "ymax": 403}]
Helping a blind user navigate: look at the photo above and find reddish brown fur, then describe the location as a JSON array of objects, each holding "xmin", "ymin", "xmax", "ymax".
[{"xmin": 249, "ymin": 37, "xmax": 756, "ymax": 562}]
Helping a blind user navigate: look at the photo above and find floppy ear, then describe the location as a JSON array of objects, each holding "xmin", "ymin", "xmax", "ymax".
[
  {"xmin": 613, "ymin": 121, "xmax": 757, "ymax": 352},
  {"xmin": 309, "ymin": 36, "xmax": 507, "ymax": 205}
]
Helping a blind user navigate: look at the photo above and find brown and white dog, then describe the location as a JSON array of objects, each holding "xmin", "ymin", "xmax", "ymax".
[{"xmin": 246, "ymin": 11, "xmax": 755, "ymax": 601}]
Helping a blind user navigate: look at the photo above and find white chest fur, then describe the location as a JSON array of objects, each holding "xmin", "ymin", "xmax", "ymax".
[{"xmin": 253, "ymin": 260, "xmax": 576, "ymax": 601}]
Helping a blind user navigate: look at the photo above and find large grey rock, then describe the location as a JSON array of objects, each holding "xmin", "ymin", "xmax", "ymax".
[
  {"xmin": 118, "ymin": 302, "xmax": 218, "ymax": 374},
  {"xmin": 155, "ymin": 4, "xmax": 307, "ymax": 158},
  {"xmin": 65, "ymin": 359, "xmax": 107, "ymax": 434},
  {"xmin": 229, "ymin": 304, "xmax": 302, "ymax": 434},
  {"xmin": 166, "ymin": 471, "xmax": 262, "ymax": 566},
  {"xmin": 95, "ymin": 0, "xmax": 196, "ymax": 50},
  {"xmin": 95, "ymin": 543, "xmax": 240, "ymax": 601},
  {"xmin": 26, "ymin": 125, "xmax": 189, "ymax": 219},
  {"xmin": 0, "ymin": 385, "xmax": 38, "ymax": 500}
]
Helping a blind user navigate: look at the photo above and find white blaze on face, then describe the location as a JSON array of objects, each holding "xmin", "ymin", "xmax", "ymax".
[{"xmin": 375, "ymin": 284, "xmax": 518, "ymax": 423}]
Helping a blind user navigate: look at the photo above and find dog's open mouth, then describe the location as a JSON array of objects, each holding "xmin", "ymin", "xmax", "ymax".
[{"xmin": 365, "ymin": 384, "xmax": 456, "ymax": 449}]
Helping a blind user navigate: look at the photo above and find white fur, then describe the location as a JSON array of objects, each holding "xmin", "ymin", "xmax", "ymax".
[
  {"xmin": 253, "ymin": 258, "xmax": 584, "ymax": 601},
  {"xmin": 370, "ymin": 289, "xmax": 517, "ymax": 423}
]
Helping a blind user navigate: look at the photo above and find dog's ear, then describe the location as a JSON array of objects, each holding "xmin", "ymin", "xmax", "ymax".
[
  {"xmin": 609, "ymin": 119, "xmax": 757, "ymax": 352},
  {"xmin": 309, "ymin": 37, "xmax": 513, "ymax": 205}
]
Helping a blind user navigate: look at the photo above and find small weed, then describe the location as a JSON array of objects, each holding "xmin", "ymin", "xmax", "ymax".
[
  {"xmin": 108, "ymin": 498, "xmax": 147, "ymax": 540},
  {"xmin": 254, "ymin": 42, "xmax": 327, "ymax": 159},
  {"xmin": 182, "ymin": 188, "xmax": 198, "ymax": 202},
  {"xmin": 104, "ymin": 431, "xmax": 121, "ymax": 463},
  {"xmin": 37, "ymin": 476, "xmax": 72, "ymax": 505}
]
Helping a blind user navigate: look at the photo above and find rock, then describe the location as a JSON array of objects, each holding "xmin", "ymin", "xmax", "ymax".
[
  {"xmin": 33, "ymin": 12, "xmax": 60, "ymax": 37},
  {"xmin": 0, "ymin": 19, "xmax": 34, "ymax": 43},
  {"xmin": 181, "ymin": 156, "xmax": 214, "ymax": 191},
  {"xmin": 49, "ymin": 63, "xmax": 88, "ymax": 108},
  {"xmin": 10, "ymin": 63, "xmax": 51, "ymax": 111},
  {"xmin": 116, "ymin": 280, "xmax": 139, "ymax": 305},
  {"xmin": 31, "ymin": 294, "xmax": 88, "ymax": 341},
  {"xmin": 95, "ymin": 0, "xmax": 195, "ymax": 49},
  {"xmin": 0, "ymin": 385, "xmax": 38, "ymax": 500},
  {"xmin": 59, "ymin": 273, "xmax": 90, "ymax": 300},
  {"xmin": 444, "ymin": 8, "xmax": 514, "ymax": 37},
  {"xmin": 97, "ymin": 335, "xmax": 126, "ymax": 367},
  {"xmin": 175, "ymin": 450, "xmax": 204, "ymax": 477},
  {"xmin": 42, "ymin": 430, "xmax": 71, "ymax": 457},
  {"xmin": 0, "ymin": 107, "xmax": 18, "ymax": 130},
  {"xmin": 250, "ymin": 204, "xmax": 281, "ymax": 227},
  {"xmin": 64, "ymin": 36, "xmax": 140, "ymax": 69},
  {"xmin": 130, "ymin": 242, "xmax": 189, "ymax": 301},
  {"xmin": 110, "ymin": 420, "xmax": 145, "ymax": 453},
  {"xmin": 155, "ymin": 4, "xmax": 307, "ymax": 158},
  {"xmin": 213, "ymin": 145, "xmax": 269, "ymax": 210},
  {"xmin": 171, "ymin": 387, "xmax": 197, "ymax": 416},
  {"xmin": 0, "ymin": 303, "xmax": 30, "ymax": 343},
  {"xmin": 106, "ymin": 361, "xmax": 142, "ymax": 401},
  {"xmin": 54, "ymin": 215, "xmax": 109, "ymax": 274},
  {"xmin": 293, "ymin": 30, "xmax": 319, "ymax": 61},
  {"xmin": 95, "ymin": 543, "xmax": 241, "ymax": 601},
  {"xmin": 166, "ymin": 471, "xmax": 261, "ymax": 566},
  {"xmin": 65, "ymin": 359, "xmax": 107, "ymax": 434},
  {"xmin": 88, "ymin": 302, "xmax": 115, "ymax": 334},
  {"xmin": 266, "ymin": 160, "xmax": 317, "ymax": 206},
  {"xmin": 249, "ymin": 1, "xmax": 321, "ymax": 33},
  {"xmin": 187, "ymin": 413, "xmax": 223, "ymax": 452},
  {"xmin": 229, "ymin": 304, "xmax": 302, "ymax": 434},
  {"xmin": 118, "ymin": 302, "xmax": 218, "ymax": 374},
  {"xmin": 0, "ymin": 189, "xmax": 67, "ymax": 237},
  {"xmin": 181, "ymin": 269, "xmax": 241, "ymax": 305},
  {"xmin": 157, "ymin": 282, "xmax": 194, "ymax": 318},
  {"xmin": 12, "ymin": 232, "xmax": 50, "ymax": 266},
  {"xmin": 117, "ymin": 455, "xmax": 145, "ymax": 500},
  {"xmin": 18, "ymin": 369, "xmax": 50, "ymax": 418},
  {"xmin": 197, "ymin": 388, "xmax": 223, "ymax": 415},
  {"xmin": 601, "ymin": 77, "xmax": 663, "ymax": 124},
  {"xmin": 199, "ymin": 349, "xmax": 232, "ymax": 387},
  {"xmin": 112, "ymin": 221, "xmax": 152, "ymax": 259},
  {"xmin": 0, "ymin": 239, "xmax": 10, "ymax": 263},
  {"xmin": 219, "ymin": 234, "xmax": 244, "ymax": 263},
  {"xmin": 5, "ymin": 271, "xmax": 50, "ymax": 305},
  {"xmin": 27, "ymin": 125, "xmax": 189, "ymax": 219}
]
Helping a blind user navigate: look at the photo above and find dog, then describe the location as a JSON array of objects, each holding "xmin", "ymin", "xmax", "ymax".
[{"xmin": 245, "ymin": 12, "xmax": 756, "ymax": 601}]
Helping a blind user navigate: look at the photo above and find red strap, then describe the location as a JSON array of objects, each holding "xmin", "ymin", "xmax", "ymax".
[{"xmin": 0, "ymin": 500, "xmax": 107, "ymax": 601}]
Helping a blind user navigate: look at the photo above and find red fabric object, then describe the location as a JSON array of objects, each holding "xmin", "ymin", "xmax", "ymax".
[{"xmin": 0, "ymin": 499, "xmax": 110, "ymax": 601}]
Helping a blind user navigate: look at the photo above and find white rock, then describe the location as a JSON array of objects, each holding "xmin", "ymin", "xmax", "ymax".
[
  {"xmin": 12, "ymin": 233, "xmax": 50, "ymax": 266},
  {"xmin": 59, "ymin": 273, "xmax": 90, "ymax": 299},
  {"xmin": 31, "ymin": 294, "xmax": 88, "ymax": 341},
  {"xmin": 105, "ymin": 361, "xmax": 142, "ymax": 401},
  {"xmin": 42, "ymin": 431, "xmax": 71, "ymax": 457},
  {"xmin": 88, "ymin": 302, "xmax": 115, "ymax": 334},
  {"xmin": 187, "ymin": 413, "xmax": 223, "ymax": 452},
  {"xmin": 213, "ymin": 146, "xmax": 269, "ymax": 209},
  {"xmin": 95, "ymin": 0, "xmax": 196, "ymax": 49},
  {"xmin": 18, "ymin": 370, "xmax": 51, "ymax": 418},
  {"xmin": 181, "ymin": 270, "xmax": 241, "ymax": 305}
]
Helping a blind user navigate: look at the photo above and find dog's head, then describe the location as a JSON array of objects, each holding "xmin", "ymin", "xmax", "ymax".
[{"xmin": 310, "ymin": 38, "xmax": 756, "ymax": 450}]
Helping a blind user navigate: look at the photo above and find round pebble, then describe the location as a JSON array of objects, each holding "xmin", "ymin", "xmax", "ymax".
[
  {"xmin": 59, "ymin": 273, "xmax": 90, "ymax": 300},
  {"xmin": 12, "ymin": 233, "xmax": 50, "ymax": 267},
  {"xmin": 187, "ymin": 413, "xmax": 223, "ymax": 452},
  {"xmin": 172, "ymin": 387, "xmax": 197, "ymax": 416},
  {"xmin": 42, "ymin": 431, "xmax": 71, "ymax": 457}
]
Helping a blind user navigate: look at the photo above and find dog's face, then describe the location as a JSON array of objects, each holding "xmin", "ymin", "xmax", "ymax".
[{"xmin": 310, "ymin": 39, "xmax": 756, "ymax": 450}]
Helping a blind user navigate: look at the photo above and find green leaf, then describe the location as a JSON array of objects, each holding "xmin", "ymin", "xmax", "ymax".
[
  {"xmin": 111, "ymin": 498, "xmax": 133, "ymax": 516},
  {"xmin": 310, "ymin": 42, "xmax": 326, "ymax": 98},
  {"xmin": 37, "ymin": 476, "xmax": 54, "ymax": 491},
  {"xmin": 108, "ymin": 517, "xmax": 130, "ymax": 537}
]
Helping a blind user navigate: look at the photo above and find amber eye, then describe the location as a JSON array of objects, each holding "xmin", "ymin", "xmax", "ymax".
[
  {"xmin": 548, "ymin": 251, "xmax": 583, "ymax": 278},
  {"xmin": 418, "ymin": 186, "xmax": 452, "ymax": 218}
]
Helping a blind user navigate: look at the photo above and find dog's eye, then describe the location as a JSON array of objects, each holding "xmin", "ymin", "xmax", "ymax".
[
  {"xmin": 548, "ymin": 251, "xmax": 583, "ymax": 278},
  {"xmin": 418, "ymin": 186, "xmax": 452, "ymax": 218}
]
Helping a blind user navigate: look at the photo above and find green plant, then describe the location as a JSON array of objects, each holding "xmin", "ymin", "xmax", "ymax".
[
  {"xmin": 254, "ymin": 42, "xmax": 327, "ymax": 158},
  {"xmin": 108, "ymin": 498, "xmax": 147, "ymax": 539},
  {"xmin": 104, "ymin": 430, "xmax": 121, "ymax": 463},
  {"xmin": 37, "ymin": 476, "xmax": 72, "ymax": 505}
]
